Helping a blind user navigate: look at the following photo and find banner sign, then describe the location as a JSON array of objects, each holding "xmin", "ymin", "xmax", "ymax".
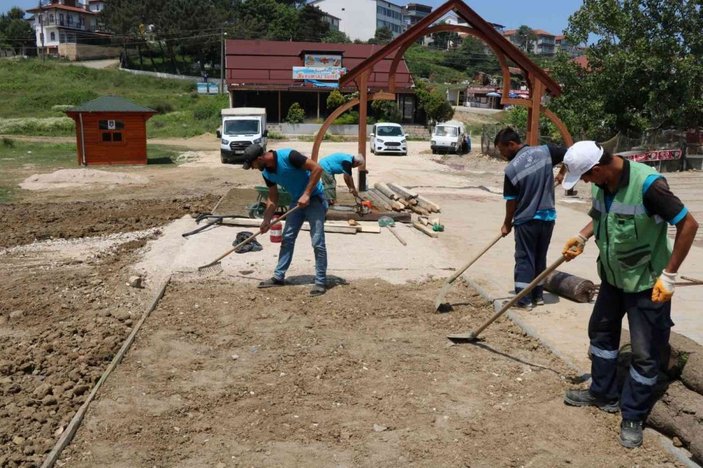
[
  {"xmin": 292, "ymin": 66, "xmax": 346, "ymax": 81},
  {"xmin": 196, "ymin": 82, "xmax": 220, "ymax": 94},
  {"xmin": 619, "ymin": 149, "xmax": 682, "ymax": 163},
  {"xmin": 304, "ymin": 54, "xmax": 342, "ymax": 68}
]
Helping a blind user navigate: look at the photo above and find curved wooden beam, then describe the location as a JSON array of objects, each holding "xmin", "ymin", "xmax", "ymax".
[{"xmin": 311, "ymin": 92, "xmax": 395, "ymax": 161}]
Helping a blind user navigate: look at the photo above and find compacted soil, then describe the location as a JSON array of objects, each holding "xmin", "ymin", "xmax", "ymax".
[{"xmin": 0, "ymin": 153, "xmax": 683, "ymax": 467}]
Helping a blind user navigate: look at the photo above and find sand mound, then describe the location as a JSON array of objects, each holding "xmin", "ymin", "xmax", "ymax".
[{"xmin": 20, "ymin": 168, "xmax": 149, "ymax": 191}]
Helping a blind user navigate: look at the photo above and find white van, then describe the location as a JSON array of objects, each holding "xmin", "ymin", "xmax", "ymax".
[
  {"xmin": 216, "ymin": 107, "xmax": 268, "ymax": 164},
  {"xmin": 370, "ymin": 122, "xmax": 407, "ymax": 156},
  {"xmin": 431, "ymin": 120, "xmax": 470, "ymax": 154}
]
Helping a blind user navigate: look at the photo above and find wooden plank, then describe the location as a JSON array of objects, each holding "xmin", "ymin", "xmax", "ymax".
[
  {"xmin": 221, "ymin": 217, "xmax": 358, "ymax": 234},
  {"xmin": 326, "ymin": 209, "xmax": 412, "ymax": 223},
  {"xmin": 374, "ymin": 182, "xmax": 400, "ymax": 200},
  {"xmin": 412, "ymin": 220, "xmax": 439, "ymax": 238},
  {"xmin": 416, "ymin": 194, "xmax": 441, "ymax": 213},
  {"xmin": 41, "ymin": 277, "xmax": 172, "ymax": 468},
  {"xmin": 365, "ymin": 190, "xmax": 393, "ymax": 211},
  {"xmin": 387, "ymin": 183, "xmax": 418, "ymax": 199},
  {"xmin": 371, "ymin": 188, "xmax": 404, "ymax": 211}
]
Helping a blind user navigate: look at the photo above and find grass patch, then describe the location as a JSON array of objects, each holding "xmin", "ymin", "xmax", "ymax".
[
  {"xmin": 404, "ymin": 44, "xmax": 468, "ymax": 84},
  {"xmin": 0, "ymin": 59, "xmax": 228, "ymax": 138}
]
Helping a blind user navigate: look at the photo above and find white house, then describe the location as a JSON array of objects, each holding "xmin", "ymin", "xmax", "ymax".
[
  {"xmin": 28, "ymin": 0, "xmax": 113, "ymax": 60},
  {"xmin": 309, "ymin": 0, "xmax": 406, "ymax": 41}
]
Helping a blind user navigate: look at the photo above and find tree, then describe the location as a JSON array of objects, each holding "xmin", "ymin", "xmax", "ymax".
[
  {"xmin": 296, "ymin": 4, "xmax": 330, "ymax": 42},
  {"xmin": 443, "ymin": 36, "xmax": 500, "ymax": 77},
  {"xmin": 415, "ymin": 80, "xmax": 454, "ymax": 124},
  {"xmin": 321, "ymin": 29, "xmax": 351, "ymax": 44},
  {"xmin": 516, "ymin": 25, "xmax": 536, "ymax": 53},
  {"xmin": 371, "ymin": 99, "xmax": 401, "ymax": 123},
  {"xmin": 326, "ymin": 89, "xmax": 347, "ymax": 110},
  {"xmin": 0, "ymin": 8, "xmax": 34, "ymax": 55},
  {"xmin": 549, "ymin": 0, "xmax": 703, "ymax": 139},
  {"xmin": 369, "ymin": 27, "xmax": 393, "ymax": 45},
  {"xmin": 285, "ymin": 102, "xmax": 306, "ymax": 123}
]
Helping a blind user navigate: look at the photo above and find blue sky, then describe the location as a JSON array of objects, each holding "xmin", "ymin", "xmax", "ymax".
[{"xmin": 4, "ymin": 0, "xmax": 583, "ymax": 36}]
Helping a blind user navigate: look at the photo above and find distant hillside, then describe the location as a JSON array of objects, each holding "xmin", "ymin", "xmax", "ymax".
[{"xmin": 0, "ymin": 59, "xmax": 227, "ymax": 138}]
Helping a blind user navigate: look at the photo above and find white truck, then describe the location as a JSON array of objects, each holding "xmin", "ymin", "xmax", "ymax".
[
  {"xmin": 431, "ymin": 120, "xmax": 470, "ymax": 154},
  {"xmin": 216, "ymin": 107, "xmax": 268, "ymax": 164}
]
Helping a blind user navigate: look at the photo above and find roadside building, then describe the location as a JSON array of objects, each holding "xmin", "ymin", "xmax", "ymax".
[
  {"xmin": 503, "ymin": 28, "xmax": 557, "ymax": 56},
  {"xmin": 224, "ymin": 39, "xmax": 419, "ymax": 123},
  {"xmin": 555, "ymin": 35, "xmax": 585, "ymax": 57},
  {"xmin": 309, "ymin": 0, "xmax": 406, "ymax": 41},
  {"xmin": 27, "ymin": 0, "xmax": 115, "ymax": 61},
  {"xmin": 64, "ymin": 96, "xmax": 156, "ymax": 166},
  {"xmin": 402, "ymin": 3, "xmax": 432, "ymax": 31}
]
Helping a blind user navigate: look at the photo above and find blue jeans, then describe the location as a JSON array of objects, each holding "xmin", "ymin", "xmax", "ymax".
[{"xmin": 273, "ymin": 196, "xmax": 328, "ymax": 286}]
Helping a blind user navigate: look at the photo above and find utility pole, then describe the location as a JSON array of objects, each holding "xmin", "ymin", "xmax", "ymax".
[
  {"xmin": 220, "ymin": 28, "xmax": 227, "ymax": 95},
  {"xmin": 38, "ymin": 1, "xmax": 45, "ymax": 62}
]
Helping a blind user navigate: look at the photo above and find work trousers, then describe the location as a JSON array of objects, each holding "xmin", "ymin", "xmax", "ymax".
[
  {"xmin": 513, "ymin": 219, "xmax": 554, "ymax": 305},
  {"xmin": 273, "ymin": 195, "xmax": 328, "ymax": 287},
  {"xmin": 321, "ymin": 170, "xmax": 337, "ymax": 203},
  {"xmin": 588, "ymin": 280, "xmax": 673, "ymax": 421}
]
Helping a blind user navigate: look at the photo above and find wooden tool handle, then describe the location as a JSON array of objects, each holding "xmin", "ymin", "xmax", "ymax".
[
  {"xmin": 446, "ymin": 233, "xmax": 503, "ymax": 284},
  {"xmin": 471, "ymin": 256, "xmax": 566, "ymax": 338}
]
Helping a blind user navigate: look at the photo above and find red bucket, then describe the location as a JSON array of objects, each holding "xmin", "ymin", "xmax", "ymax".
[{"xmin": 270, "ymin": 216, "xmax": 283, "ymax": 243}]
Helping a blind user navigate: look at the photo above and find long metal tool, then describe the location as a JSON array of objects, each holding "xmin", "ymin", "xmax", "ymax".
[
  {"xmin": 197, "ymin": 206, "xmax": 300, "ymax": 274},
  {"xmin": 435, "ymin": 233, "xmax": 503, "ymax": 312},
  {"xmin": 447, "ymin": 255, "xmax": 566, "ymax": 343}
]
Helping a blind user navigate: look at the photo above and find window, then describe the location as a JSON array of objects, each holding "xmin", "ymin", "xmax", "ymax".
[
  {"xmin": 99, "ymin": 120, "xmax": 125, "ymax": 144},
  {"xmin": 50, "ymin": 32, "xmax": 55, "ymax": 41}
]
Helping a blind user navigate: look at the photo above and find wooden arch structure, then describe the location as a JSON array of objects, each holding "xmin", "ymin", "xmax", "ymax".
[{"xmin": 311, "ymin": 0, "xmax": 573, "ymax": 191}]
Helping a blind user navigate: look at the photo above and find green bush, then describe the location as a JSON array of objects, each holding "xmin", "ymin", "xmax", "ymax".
[
  {"xmin": 192, "ymin": 99, "xmax": 221, "ymax": 121},
  {"xmin": 326, "ymin": 89, "xmax": 347, "ymax": 109},
  {"xmin": 333, "ymin": 111, "xmax": 359, "ymax": 125},
  {"xmin": 0, "ymin": 117, "xmax": 75, "ymax": 136},
  {"xmin": 285, "ymin": 102, "xmax": 305, "ymax": 124},
  {"xmin": 372, "ymin": 100, "xmax": 402, "ymax": 123},
  {"xmin": 148, "ymin": 100, "xmax": 174, "ymax": 114}
]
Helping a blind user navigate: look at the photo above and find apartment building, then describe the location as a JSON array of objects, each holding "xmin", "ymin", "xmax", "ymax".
[
  {"xmin": 503, "ymin": 28, "xmax": 556, "ymax": 56},
  {"xmin": 402, "ymin": 3, "xmax": 432, "ymax": 30},
  {"xmin": 310, "ymin": 0, "xmax": 406, "ymax": 41}
]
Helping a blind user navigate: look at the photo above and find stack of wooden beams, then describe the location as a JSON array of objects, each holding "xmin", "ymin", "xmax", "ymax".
[{"xmin": 363, "ymin": 183, "xmax": 443, "ymax": 238}]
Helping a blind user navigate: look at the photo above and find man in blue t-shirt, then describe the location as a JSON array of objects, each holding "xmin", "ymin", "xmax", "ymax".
[
  {"xmin": 242, "ymin": 144, "xmax": 328, "ymax": 296},
  {"xmin": 319, "ymin": 152, "xmax": 365, "ymax": 204},
  {"xmin": 494, "ymin": 127, "xmax": 567, "ymax": 309}
]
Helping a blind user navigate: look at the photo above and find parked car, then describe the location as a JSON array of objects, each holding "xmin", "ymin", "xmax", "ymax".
[
  {"xmin": 370, "ymin": 123, "xmax": 407, "ymax": 156},
  {"xmin": 431, "ymin": 120, "xmax": 470, "ymax": 154}
]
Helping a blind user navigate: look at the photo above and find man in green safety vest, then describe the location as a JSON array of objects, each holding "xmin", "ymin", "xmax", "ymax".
[{"xmin": 560, "ymin": 141, "xmax": 699, "ymax": 448}]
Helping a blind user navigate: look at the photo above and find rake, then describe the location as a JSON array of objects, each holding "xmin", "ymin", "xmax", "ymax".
[
  {"xmin": 435, "ymin": 233, "xmax": 503, "ymax": 312},
  {"xmin": 196, "ymin": 206, "xmax": 300, "ymax": 274},
  {"xmin": 447, "ymin": 255, "xmax": 566, "ymax": 343}
]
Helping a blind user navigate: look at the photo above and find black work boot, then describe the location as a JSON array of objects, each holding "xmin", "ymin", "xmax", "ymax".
[
  {"xmin": 564, "ymin": 389, "xmax": 619, "ymax": 413},
  {"xmin": 620, "ymin": 419, "xmax": 643, "ymax": 448},
  {"xmin": 258, "ymin": 277, "xmax": 285, "ymax": 289}
]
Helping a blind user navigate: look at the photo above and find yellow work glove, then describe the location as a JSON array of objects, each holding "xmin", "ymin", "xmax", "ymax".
[
  {"xmin": 562, "ymin": 233, "xmax": 588, "ymax": 261},
  {"xmin": 652, "ymin": 271, "xmax": 677, "ymax": 303}
]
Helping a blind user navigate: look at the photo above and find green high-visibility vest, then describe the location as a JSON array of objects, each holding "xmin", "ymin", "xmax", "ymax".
[{"xmin": 590, "ymin": 162, "xmax": 672, "ymax": 292}]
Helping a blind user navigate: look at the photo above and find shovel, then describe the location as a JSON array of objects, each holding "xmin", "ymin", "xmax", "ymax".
[
  {"xmin": 197, "ymin": 206, "xmax": 300, "ymax": 274},
  {"xmin": 435, "ymin": 233, "xmax": 503, "ymax": 312},
  {"xmin": 447, "ymin": 255, "xmax": 566, "ymax": 343}
]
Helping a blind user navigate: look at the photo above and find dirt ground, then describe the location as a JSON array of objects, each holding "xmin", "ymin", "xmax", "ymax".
[{"xmin": 0, "ymin": 138, "xmax": 686, "ymax": 467}]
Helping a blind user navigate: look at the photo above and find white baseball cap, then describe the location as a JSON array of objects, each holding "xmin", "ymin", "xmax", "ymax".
[{"xmin": 562, "ymin": 141, "xmax": 604, "ymax": 190}]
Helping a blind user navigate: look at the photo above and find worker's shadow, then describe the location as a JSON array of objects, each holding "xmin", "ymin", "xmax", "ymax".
[{"xmin": 277, "ymin": 274, "xmax": 348, "ymax": 290}]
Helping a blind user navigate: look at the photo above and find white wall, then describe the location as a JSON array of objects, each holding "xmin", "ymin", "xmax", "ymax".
[{"xmin": 312, "ymin": 0, "xmax": 377, "ymax": 42}]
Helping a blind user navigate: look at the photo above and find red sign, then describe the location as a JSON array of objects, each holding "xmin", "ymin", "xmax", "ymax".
[{"xmin": 618, "ymin": 149, "xmax": 682, "ymax": 163}]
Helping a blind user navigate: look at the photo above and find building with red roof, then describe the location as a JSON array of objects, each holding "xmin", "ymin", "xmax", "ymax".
[
  {"xmin": 28, "ymin": 0, "xmax": 114, "ymax": 60},
  {"xmin": 224, "ymin": 39, "xmax": 418, "ymax": 123}
]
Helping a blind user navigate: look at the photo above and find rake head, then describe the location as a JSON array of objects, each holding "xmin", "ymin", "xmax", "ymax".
[
  {"xmin": 447, "ymin": 331, "xmax": 480, "ymax": 344},
  {"xmin": 197, "ymin": 261, "xmax": 224, "ymax": 276}
]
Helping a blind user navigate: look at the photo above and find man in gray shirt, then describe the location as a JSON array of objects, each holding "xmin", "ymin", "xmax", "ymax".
[{"xmin": 495, "ymin": 127, "xmax": 566, "ymax": 309}]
